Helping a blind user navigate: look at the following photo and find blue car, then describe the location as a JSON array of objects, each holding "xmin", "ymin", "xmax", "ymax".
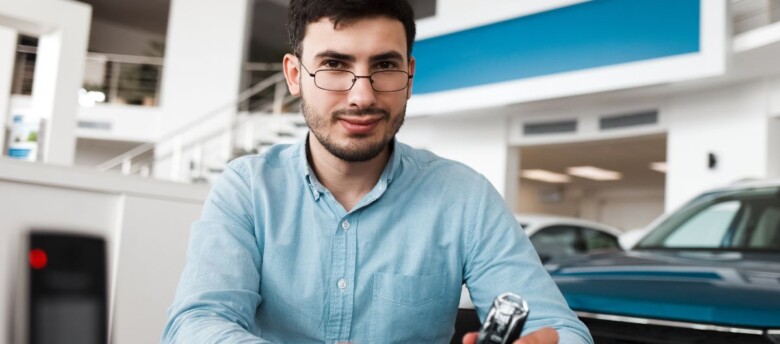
[{"xmin": 548, "ymin": 181, "xmax": 780, "ymax": 343}]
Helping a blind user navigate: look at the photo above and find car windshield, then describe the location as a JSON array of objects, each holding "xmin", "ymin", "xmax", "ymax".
[{"xmin": 636, "ymin": 186, "xmax": 780, "ymax": 251}]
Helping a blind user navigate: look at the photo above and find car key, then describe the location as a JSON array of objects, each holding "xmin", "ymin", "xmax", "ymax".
[{"xmin": 476, "ymin": 292, "xmax": 530, "ymax": 344}]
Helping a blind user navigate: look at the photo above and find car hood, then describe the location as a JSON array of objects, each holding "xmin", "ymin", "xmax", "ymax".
[{"xmin": 548, "ymin": 250, "xmax": 780, "ymax": 328}]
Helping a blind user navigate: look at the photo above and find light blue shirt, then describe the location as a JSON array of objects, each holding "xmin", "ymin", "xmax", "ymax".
[{"xmin": 163, "ymin": 139, "xmax": 593, "ymax": 344}]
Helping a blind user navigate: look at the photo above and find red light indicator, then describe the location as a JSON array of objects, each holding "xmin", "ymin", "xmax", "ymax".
[{"xmin": 29, "ymin": 249, "xmax": 48, "ymax": 270}]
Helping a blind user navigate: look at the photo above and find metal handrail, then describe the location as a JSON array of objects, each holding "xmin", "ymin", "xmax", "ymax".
[
  {"xmin": 87, "ymin": 53, "xmax": 164, "ymax": 66},
  {"xmin": 96, "ymin": 71, "xmax": 288, "ymax": 172}
]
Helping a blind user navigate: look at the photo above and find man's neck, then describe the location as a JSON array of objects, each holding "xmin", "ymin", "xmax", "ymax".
[{"xmin": 307, "ymin": 135, "xmax": 391, "ymax": 212}]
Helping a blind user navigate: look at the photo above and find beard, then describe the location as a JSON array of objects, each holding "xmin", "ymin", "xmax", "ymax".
[{"xmin": 301, "ymin": 96, "xmax": 405, "ymax": 162}]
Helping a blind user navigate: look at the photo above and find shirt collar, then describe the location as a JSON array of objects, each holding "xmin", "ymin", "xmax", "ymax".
[{"xmin": 296, "ymin": 135, "xmax": 402, "ymax": 199}]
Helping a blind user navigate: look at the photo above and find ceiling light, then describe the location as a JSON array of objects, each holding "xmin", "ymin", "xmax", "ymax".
[
  {"xmin": 567, "ymin": 166, "xmax": 622, "ymax": 181},
  {"xmin": 650, "ymin": 162, "xmax": 667, "ymax": 173},
  {"xmin": 521, "ymin": 169, "xmax": 571, "ymax": 183}
]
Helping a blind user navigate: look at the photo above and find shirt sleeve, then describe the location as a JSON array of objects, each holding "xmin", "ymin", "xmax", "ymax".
[
  {"xmin": 162, "ymin": 159, "xmax": 272, "ymax": 344},
  {"xmin": 463, "ymin": 177, "xmax": 594, "ymax": 344}
]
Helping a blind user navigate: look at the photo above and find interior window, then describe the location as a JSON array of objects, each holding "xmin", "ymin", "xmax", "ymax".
[
  {"xmin": 582, "ymin": 228, "xmax": 620, "ymax": 252},
  {"xmin": 663, "ymin": 201, "xmax": 740, "ymax": 248}
]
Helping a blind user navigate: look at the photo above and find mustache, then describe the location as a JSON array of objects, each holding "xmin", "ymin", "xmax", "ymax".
[{"xmin": 332, "ymin": 107, "xmax": 390, "ymax": 118}]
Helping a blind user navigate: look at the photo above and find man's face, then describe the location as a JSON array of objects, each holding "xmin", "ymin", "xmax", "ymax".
[{"xmin": 284, "ymin": 16, "xmax": 415, "ymax": 162}]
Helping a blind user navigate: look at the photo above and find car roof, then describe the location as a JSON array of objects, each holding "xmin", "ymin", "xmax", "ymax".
[
  {"xmin": 514, "ymin": 213, "xmax": 623, "ymax": 237},
  {"xmin": 710, "ymin": 178, "xmax": 780, "ymax": 192}
]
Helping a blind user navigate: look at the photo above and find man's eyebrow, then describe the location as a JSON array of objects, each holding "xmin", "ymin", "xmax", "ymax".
[
  {"xmin": 370, "ymin": 51, "xmax": 405, "ymax": 63},
  {"xmin": 313, "ymin": 50, "xmax": 356, "ymax": 62}
]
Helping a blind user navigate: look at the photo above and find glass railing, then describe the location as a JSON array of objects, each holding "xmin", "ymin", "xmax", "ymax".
[{"xmin": 11, "ymin": 45, "xmax": 164, "ymax": 107}]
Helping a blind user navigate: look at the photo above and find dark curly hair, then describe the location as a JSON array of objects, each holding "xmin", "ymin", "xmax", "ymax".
[{"xmin": 287, "ymin": 0, "xmax": 416, "ymax": 58}]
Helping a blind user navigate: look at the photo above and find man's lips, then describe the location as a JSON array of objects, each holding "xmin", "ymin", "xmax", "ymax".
[
  {"xmin": 338, "ymin": 116, "xmax": 382, "ymax": 134},
  {"xmin": 339, "ymin": 116, "xmax": 382, "ymax": 125}
]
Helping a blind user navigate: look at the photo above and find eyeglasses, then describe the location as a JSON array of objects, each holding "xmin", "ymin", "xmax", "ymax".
[{"xmin": 299, "ymin": 62, "xmax": 413, "ymax": 92}]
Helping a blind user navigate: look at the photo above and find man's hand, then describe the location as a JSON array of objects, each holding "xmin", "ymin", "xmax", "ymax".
[{"xmin": 462, "ymin": 327, "xmax": 559, "ymax": 344}]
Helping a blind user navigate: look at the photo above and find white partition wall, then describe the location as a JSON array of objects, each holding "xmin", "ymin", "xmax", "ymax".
[
  {"xmin": 0, "ymin": 0, "xmax": 91, "ymax": 165},
  {"xmin": 0, "ymin": 158, "xmax": 208, "ymax": 343}
]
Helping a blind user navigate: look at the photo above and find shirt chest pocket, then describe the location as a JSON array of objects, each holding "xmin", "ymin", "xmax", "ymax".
[{"xmin": 369, "ymin": 272, "xmax": 451, "ymax": 343}]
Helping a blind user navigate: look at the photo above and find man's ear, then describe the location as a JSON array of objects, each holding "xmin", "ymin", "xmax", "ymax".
[
  {"xmin": 283, "ymin": 53, "xmax": 301, "ymax": 96},
  {"xmin": 406, "ymin": 56, "xmax": 416, "ymax": 100}
]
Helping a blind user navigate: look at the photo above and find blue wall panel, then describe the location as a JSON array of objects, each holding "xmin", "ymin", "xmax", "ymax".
[{"xmin": 413, "ymin": 0, "xmax": 700, "ymax": 94}]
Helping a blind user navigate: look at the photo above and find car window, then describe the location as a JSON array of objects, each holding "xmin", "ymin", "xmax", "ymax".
[
  {"xmin": 733, "ymin": 199, "xmax": 780, "ymax": 249},
  {"xmin": 582, "ymin": 228, "xmax": 621, "ymax": 251},
  {"xmin": 637, "ymin": 186, "xmax": 780, "ymax": 250},
  {"xmin": 530, "ymin": 226, "xmax": 582, "ymax": 259},
  {"xmin": 663, "ymin": 201, "xmax": 740, "ymax": 247}
]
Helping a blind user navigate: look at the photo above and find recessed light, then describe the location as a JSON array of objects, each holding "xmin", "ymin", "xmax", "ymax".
[
  {"xmin": 521, "ymin": 169, "xmax": 571, "ymax": 183},
  {"xmin": 650, "ymin": 162, "xmax": 667, "ymax": 173},
  {"xmin": 567, "ymin": 166, "xmax": 622, "ymax": 181}
]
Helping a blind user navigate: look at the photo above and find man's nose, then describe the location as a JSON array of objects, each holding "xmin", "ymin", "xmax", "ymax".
[{"xmin": 347, "ymin": 76, "xmax": 377, "ymax": 109}]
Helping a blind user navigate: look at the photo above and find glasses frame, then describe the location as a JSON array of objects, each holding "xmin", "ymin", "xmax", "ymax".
[{"xmin": 299, "ymin": 61, "xmax": 413, "ymax": 93}]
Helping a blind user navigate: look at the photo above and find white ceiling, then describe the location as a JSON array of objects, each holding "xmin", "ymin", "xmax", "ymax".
[
  {"xmin": 520, "ymin": 134, "xmax": 667, "ymax": 190},
  {"xmin": 77, "ymin": 0, "xmax": 171, "ymax": 35}
]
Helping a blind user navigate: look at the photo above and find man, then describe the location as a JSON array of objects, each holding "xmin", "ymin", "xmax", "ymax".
[{"xmin": 163, "ymin": 1, "xmax": 593, "ymax": 343}]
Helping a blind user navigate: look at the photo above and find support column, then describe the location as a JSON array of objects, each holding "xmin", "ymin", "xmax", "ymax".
[
  {"xmin": 0, "ymin": 26, "xmax": 16, "ymax": 153},
  {"xmin": 155, "ymin": 0, "xmax": 252, "ymax": 180}
]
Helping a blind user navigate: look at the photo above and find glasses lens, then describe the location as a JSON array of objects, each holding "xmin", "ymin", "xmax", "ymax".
[
  {"xmin": 372, "ymin": 71, "xmax": 409, "ymax": 92},
  {"xmin": 314, "ymin": 70, "xmax": 355, "ymax": 91}
]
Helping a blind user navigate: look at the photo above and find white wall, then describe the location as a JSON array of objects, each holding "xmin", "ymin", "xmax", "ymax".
[
  {"xmin": 89, "ymin": 19, "xmax": 165, "ymax": 56},
  {"xmin": 517, "ymin": 180, "xmax": 582, "ymax": 218},
  {"xmin": 77, "ymin": 102, "xmax": 161, "ymax": 142},
  {"xmin": 0, "ymin": 158, "xmax": 207, "ymax": 343},
  {"xmin": 397, "ymin": 112, "xmax": 510, "ymax": 197},
  {"xmin": 517, "ymin": 181, "xmax": 664, "ymax": 230},
  {"xmin": 665, "ymin": 81, "xmax": 773, "ymax": 211}
]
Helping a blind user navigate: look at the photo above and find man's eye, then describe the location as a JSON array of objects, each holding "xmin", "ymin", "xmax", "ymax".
[
  {"xmin": 324, "ymin": 60, "xmax": 343, "ymax": 69},
  {"xmin": 376, "ymin": 61, "xmax": 398, "ymax": 70}
]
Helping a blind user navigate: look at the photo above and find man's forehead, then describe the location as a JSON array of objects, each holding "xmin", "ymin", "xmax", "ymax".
[{"xmin": 301, "ymin": 16, "xmax": 408, "ymax": 60}]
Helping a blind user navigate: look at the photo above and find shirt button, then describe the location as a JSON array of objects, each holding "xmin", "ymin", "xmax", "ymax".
[
  {"xmin": 337, "ymin": 278, "xmax": 347, "ymax": 290},
  {"xmin": 341, "ymin": 220, "xmax": 350, "ymax": 230}
]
